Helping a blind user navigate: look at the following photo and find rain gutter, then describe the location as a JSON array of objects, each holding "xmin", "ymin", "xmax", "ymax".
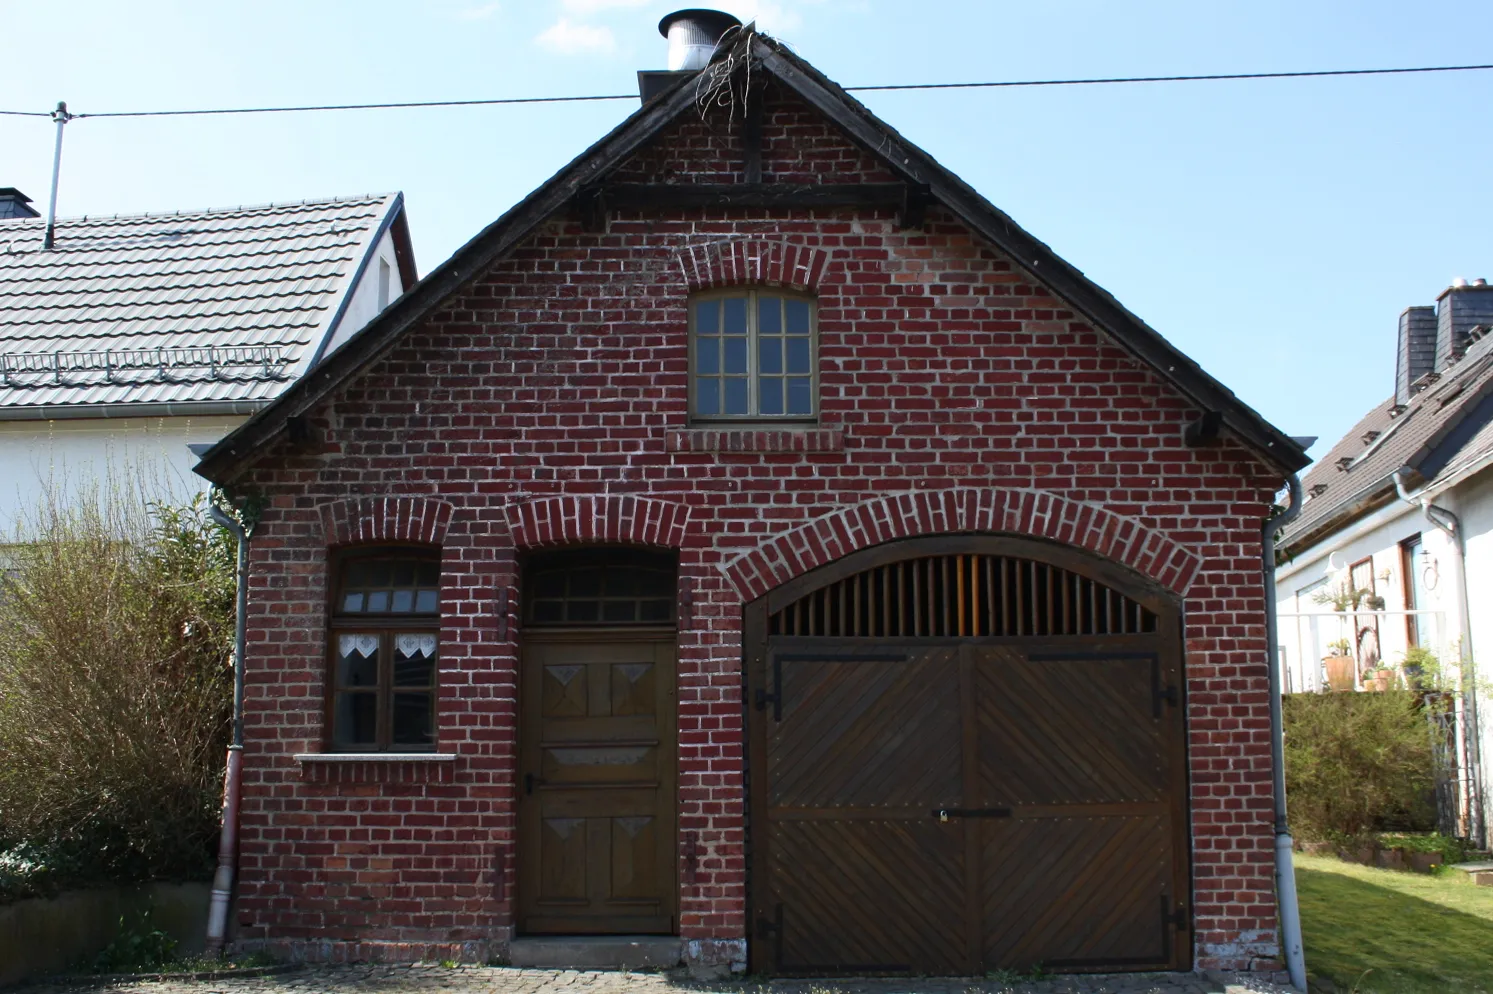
[
  {"xmin": 205, "ymin": 504, "xmax": 250, "ymax": 955},
  {"xmin": 1263, "ymin": 474, "xmax": 1308, "ymax": 990},
  {"xmin": 0, "ymin": 400, "xmax": 269, "ymax": 422}
]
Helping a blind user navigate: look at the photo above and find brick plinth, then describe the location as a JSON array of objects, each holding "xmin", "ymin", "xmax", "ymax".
[{"xmin": 226, "ymin": 82, "xmax": 1285, "ymax": 973}]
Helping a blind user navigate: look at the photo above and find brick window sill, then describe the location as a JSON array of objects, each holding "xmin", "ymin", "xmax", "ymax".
[
  {"xmin": 667, "ymin": 427, "xmax": 845, "ymax": 454},
  {"xmin": 295, "ymin": 752, "xmax": 457, "ymax": 784}
]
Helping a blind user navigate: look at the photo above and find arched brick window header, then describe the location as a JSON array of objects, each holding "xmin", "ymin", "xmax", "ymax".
[
  {"xmin": 319, "ymin": 496, "xmax": 456, "ymax": 547},
  {"xmin": 719, "ymin": 488, "xmax": 1203, "ymax": 602},
  {"xmin": 678, "ymin": 239, "xmax": 828, "ymax": 293},
  {"xmin": 506, "ymin": 494, "xmax": 691, "ymax": 551}
]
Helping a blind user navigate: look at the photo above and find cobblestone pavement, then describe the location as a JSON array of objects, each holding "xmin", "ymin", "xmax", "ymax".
[{"xmin": 14, "ymin": 965, "xmax": 1296, "ymax": 994}]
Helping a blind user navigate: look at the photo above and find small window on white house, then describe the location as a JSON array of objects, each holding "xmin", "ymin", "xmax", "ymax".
[
  {"xmin": 690, "ymin": 290, "xmax": 816, "ymax": 420},
  {"xmin": 377, "ymin": 258, "xmax": 392, "ymax": 311}
]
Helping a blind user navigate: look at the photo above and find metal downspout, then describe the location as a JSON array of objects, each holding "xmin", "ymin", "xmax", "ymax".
[
  {"xmin": 206, "ymin": 506, "xmax": 249, "ymax": 955},
  {"xmin": 1395, "ymin": 468, "xmax": 1485, "ymax": 847},
  {"xmin": 1264, "ymin": 475, "xmax": 1308, "ymax": 990}
]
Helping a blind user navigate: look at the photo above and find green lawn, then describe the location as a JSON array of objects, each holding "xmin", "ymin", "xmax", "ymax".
[{"xmin": 1297, "ymin": 853, "xmax": 1493, "ymax": 992}]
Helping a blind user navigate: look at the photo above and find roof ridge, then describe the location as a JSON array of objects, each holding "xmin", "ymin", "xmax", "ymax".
[{"xmin": 0, "ymin": 192, "xmax": 397, "ymax": 228}]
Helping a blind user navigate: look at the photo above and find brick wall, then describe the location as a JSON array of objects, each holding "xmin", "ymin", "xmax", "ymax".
[{"xmin": 227, "ymin": 84, "xmax": 1286, "ymax": 973}]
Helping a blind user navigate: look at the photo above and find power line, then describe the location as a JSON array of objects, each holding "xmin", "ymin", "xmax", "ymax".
[
  {"xmin": 2, "ymin": 61, "xmax": 1490, "ymax": 121},
  {"xmin": 848, "ymin": 62, "xmax": 1493, "ymax": 92},
  {"xmin": 76, "ymin": 92, "xmax": 641, "ymax": 119}
]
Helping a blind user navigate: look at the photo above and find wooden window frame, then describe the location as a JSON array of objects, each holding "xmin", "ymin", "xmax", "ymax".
[
  {"xmin": 326, "ymin": 546, "xmax": 440, "ymax": 753},
  {"xmin": 522, "ymin": 546, "xmax": 678, "ymax": 630},
  {"xmin": 688, "ymin": 287, "xmax": 818, "ymax": 424},
  {"xmin": 1401, "ymin": 535, "xmax": 1423, "ymax": 648}
]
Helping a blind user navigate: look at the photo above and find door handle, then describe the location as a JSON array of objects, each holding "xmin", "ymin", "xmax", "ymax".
[{"xmin": 934, "ymin": 807, "xmax": 1012, "ymax": 820}]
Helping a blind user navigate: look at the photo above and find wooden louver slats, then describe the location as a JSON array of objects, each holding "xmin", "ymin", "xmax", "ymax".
[{"xmin": 768, "ymin": 554, "xmax": 1158, "ymax": 638}]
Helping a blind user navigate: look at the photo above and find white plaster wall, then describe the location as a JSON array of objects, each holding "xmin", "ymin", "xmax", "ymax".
[
  {"xmin": 322, "ymin": 227, "xmax": 405, "ymax": 359},
  {"xmin": 1274, "ymin": 501, "xmax": 1458, "ymax": 693},
  {"xmin": 1446, "ymin": 466, "xmax": 1493, "ymax": 842},
  {"xmin": 0, "ymin": 415, "xmax": 245, "ymax": 538}
]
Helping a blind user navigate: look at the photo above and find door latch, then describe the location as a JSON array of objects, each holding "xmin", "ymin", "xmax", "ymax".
[{"xmin": 932, "ymin": 807, "xmax": 1013, "ymax": 820}]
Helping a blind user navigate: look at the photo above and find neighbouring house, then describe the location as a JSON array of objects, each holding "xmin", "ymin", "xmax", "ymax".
[
  {"xmin": 0, "ymin": 188, "xmax": 415, "ymax": 535},
  {"xmin": 193, "ymin": 13, "xmax": 1310, "ymax": 979},
  {"xmin": 1276, "ymin": 278, "xmax": 1493, "ymax": 845}
]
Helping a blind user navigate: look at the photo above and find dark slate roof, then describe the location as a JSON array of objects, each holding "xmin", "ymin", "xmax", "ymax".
[
  {"xmin": 0, "ymin": 193, "xmax": 409, "ymax": 416},
  {"xmin": 1281, "ymin": 328, "xmax": 1493, "ymax": 552},
  {"xmin": 194, "ymin": 31, "xmax": 1308, "ymax": 484}
]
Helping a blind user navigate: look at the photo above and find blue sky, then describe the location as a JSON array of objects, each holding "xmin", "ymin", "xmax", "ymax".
[{"xmin": 3, "ymin": 0, "xmax": 1491, "ymax": 464}]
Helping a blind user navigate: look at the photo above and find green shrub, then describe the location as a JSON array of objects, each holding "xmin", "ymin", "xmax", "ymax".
[
  {"xmin": 1284, "ymin": 690, "xmax": 1437, "ymax": 840},
  {"xmin": 0, "ymin": 488, "xmax": 234, "ymax": 899},
  {"xmin": 1376, "ymin": 831, "xmax": 1479, "ymax": 864},
  {"xmin": 92, "ymin": 909, "xmax": 179, "ymax": 973}
]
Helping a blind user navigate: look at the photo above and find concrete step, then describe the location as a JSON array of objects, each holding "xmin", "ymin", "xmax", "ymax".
[
  {"xmin": 1451, "ymin": 860, "xmax": 1493, "ymax": 873},
  {"xmin": 508, "ymin": 936, "xmax": 683, "ymax": 970}
]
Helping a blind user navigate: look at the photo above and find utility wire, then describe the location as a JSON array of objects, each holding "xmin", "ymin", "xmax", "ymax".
[
  {"xmin": 2, "ymin": 61, "xmax": 1491, "ymax": 120},
  {"xmin": 848, "ymin": 62, "xmax": 1493, "ymax": 92},
  {"xmin": 75, "ymin": 92, "xmax": 641, "ymax": 119}
]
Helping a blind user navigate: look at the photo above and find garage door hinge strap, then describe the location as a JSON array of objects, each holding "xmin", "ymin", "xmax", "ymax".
[{"xmin": 1168, "ymin": 901, "xmax": 1189, "ymax": 930}]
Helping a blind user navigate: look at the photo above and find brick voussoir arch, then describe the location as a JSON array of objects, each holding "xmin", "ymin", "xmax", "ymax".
[
  {"xmin": 677, "ymin": 238, "xmax": 829, "ymax": 292},
  {"xmin": 319, "ymin": 495, "xmax": 456, "ymax": 547},
  {"xmin": 505, "ymin": 493, "xmax": 691, "ymax": 550},
  {"xmin": 720, "ymin": 488, "xmax": 1203, "ymax": 601}
]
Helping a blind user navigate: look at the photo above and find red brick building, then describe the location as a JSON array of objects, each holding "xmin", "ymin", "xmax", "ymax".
[{"xmin": 196, "ymin": 19, "xmax": 1308, "ymax": 980}]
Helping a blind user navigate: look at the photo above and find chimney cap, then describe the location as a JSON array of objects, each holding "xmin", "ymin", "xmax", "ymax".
[
  {"xmin": 658, "ymin": 8, "xmax": 742, "ymax": 37},
  {"xmin": 657, "ymin": 8, "xmax": 743, "ymax": 71}
]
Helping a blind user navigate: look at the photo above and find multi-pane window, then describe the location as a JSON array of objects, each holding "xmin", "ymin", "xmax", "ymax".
[
  {"xmin": 525, "ymin": 548, "xmax": 677, "ymax": 627},
  {"xmin": 691, "ymin": 290, "xmax": 815, "ymax": 419},
  {"xmin": 329, "ymin": 552, "xmax": 439, "ymax": 751}
]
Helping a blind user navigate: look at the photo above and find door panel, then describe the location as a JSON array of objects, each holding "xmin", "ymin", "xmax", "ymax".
[
  {"xmin": 771, "ymin": 819, "xmax": 967, "ymax": 973},
  {"xmin": 751, "ymin": 637, "xmax": 1188, "ymax": 975},
  {"xmin": 761, "ymin": 647, "xmax": 968, "ymax": 972},
  {"xmin": 974, "ymin": 650, "xmax": 1166, "ymax": 806},
  {"xmin": 519, "ymin": 638, "xmax": 676, "ymax": 934},
  {"xmin": 971, "ymin": 647, "xmax": 1177, "ymax": 969},
  {"xmin": 980, "ymin": 815, "xmax": 1171, "ymax": 969}
]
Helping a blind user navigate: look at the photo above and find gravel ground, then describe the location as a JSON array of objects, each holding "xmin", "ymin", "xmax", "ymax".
[{"xmin": 11, "ymin": 964, "xmax": 1298, "ymax": 994}]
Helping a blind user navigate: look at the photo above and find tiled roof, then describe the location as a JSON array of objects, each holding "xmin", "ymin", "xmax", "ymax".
[
  {"xmin": 0, "ymin": 194, "xmax": 400, "ymax": 414},
  {"xmin": 1281, "ymin": 329, "xmax": 1493, "ymax": 550}
]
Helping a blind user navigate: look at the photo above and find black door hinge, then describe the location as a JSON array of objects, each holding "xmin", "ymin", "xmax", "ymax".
[
  {"xmin": 1158, "ymin": 684, "xmax": 1179, "ymax": 708},
  {"xmin": 754, "ymin": 687, "xmax": 780, "ymax": 715},
  {"xmin": 1168, "ymin": 901, "xmax": 1189, "ymax": 930}
]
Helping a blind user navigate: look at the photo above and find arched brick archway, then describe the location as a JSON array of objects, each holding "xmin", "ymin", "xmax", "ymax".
[
  {"xmin": 318, "ymin": 495, "xmax": 456, "ymax": 546},
  {"xmin": 676, "ymin": 239, "xmax": 829, "ymax": 293},
  {"xmin": 719, "ymin": 487, "xmax": 1202, "ymax": 602},
  {"xmin": 504, "ymin": 493, "xmax": 691, "ymax": 550}
]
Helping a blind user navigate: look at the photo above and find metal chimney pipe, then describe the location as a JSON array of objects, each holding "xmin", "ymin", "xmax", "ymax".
[
  {"xmin": 658, "ymin": 9, "xmax": 742, "ymax": 71},
  {"xmin": 43, "ymin": 101, "xmax": 73, "ymax": 251}
]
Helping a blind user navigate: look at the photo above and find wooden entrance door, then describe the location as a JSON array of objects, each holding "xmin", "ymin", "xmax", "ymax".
[
  {"xmin": 746, "ymin": 538, "xmax": 1189, "ymax": 975},
  {"xmin": 518, "ymin": 635, "xmax": 677, "ymax": 934}
]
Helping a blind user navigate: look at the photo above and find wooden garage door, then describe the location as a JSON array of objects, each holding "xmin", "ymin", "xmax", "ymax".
[{"xmin": 745, "ymin": 539, "xmax": 1189, "ymax": 975}]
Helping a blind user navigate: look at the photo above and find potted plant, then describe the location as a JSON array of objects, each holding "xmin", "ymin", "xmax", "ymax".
[
  {"xmin": 1402, "ymin": 646, "xmax": 1439, "ymax": 692},
  {"xmin": 1323, "ymin": 638, "xmax": 1356, "ymax": 691},
  {"xmin": 1374, "ymin": 658, "xmax": 1397, "ymax": 689}
]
